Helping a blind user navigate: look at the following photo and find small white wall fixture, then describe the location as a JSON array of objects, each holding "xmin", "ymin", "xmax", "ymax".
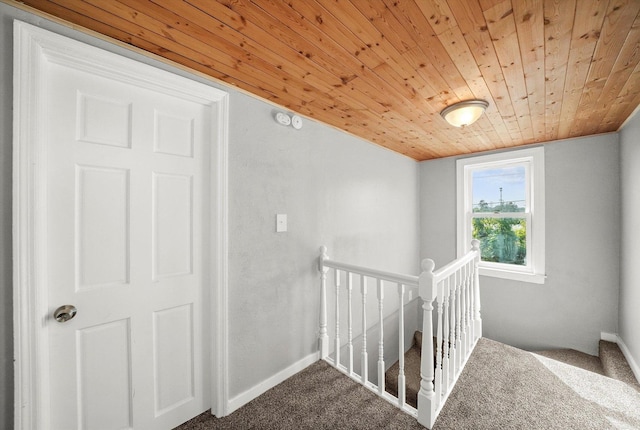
[{"xmin": 13, "ymin": 21, "xmax": 230, "ymax": 429}]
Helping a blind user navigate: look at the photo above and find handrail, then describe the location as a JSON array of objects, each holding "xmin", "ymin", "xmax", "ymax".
[
  {"xmin": 321, "ymin": 258, "xmax": 419, "ymax": 287},
  {"xmin": 430, "ymin": 250, "xmax": 477, "ymax": 281}
]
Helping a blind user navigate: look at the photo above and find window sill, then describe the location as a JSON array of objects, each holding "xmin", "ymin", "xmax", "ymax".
[{"xmin": 479, "ymin": 266, "xmax": 546, "ymax": 284}]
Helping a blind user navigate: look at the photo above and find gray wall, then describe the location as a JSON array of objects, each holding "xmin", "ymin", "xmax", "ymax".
[
  {"xmin": 0, "ymin": 5, "xmax": 15, "ymax": 427},
  {"xmin": 0, "ymin": 3, "xmax": 420, "ymax": 426},
  {"xmin": 420, "ymin": 135, "xmax": 621, "ymax": 356},
  {"xmin": 620, "ymin": 111, "xmax": 640, "ymax": 369},
  {"xmin": 226, "ymin": 91, "xmax": 420, "ymax": 397}
]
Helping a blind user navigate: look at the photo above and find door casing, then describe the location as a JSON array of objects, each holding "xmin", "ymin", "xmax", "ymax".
[{"xmin": 12, "ymin": 20, "xmax": 230, "ymax": 430}]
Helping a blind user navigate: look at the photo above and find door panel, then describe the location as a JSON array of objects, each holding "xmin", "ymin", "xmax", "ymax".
[
  {"xmin": 76, "ymin": 92, "xmax": 133, "ymax": 148},
  {"xmin": 76, "ymin": 165, "xmax": 130, "ymax": 289},
  {"xmin": 77, "ymin": 319, "xmax": 133, "ymax": 429},
  {"xmin": 153, "ymin": 304, "xmax": 195, "ymax": 415},
  {"xmin": 152, "ymin": 173, "xmax": 193, "ymax": 279}
]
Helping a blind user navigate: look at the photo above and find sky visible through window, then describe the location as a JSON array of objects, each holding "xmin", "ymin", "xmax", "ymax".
[{"xmin": 472, "ymin": 166, "xmax": 526, "ymax": 211}]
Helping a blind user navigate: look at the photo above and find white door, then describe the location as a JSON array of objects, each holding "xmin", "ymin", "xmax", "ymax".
[{"xmin": 39, "ymin": 37, "xmax": 212, "ymax": 429}]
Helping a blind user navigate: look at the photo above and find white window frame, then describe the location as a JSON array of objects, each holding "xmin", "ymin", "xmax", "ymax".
[{"xmin": 456, "ymin": 147, "xmax": 545, "ymax": 284}]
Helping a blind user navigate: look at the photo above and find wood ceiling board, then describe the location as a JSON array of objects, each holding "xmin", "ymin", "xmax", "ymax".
[
  {"xmin": 542, "ymin": 0, "xmax": 575, "ymax": 141},
  {"xmin": 446, "ymin": 0, "xmax": 524, "ymax": 143},
  {"xmin": 11, "ymin": 0, "xmax": 640, "ymax": 160},
  {"xmin": 253, "ymin": 0, "xmax": 385, "ymax": 70},
  {"xmin": 179, "ymin": 0, "xmax": 402, "ymax": 132},
  {"xmin": 600, "ymin": 61, "xmax": 640, "ymax": 130},
  {"xmin": 593, "ymin": 13, "xmax": 640, "ymax": 132},
  {"xmin": 415, "ymin": 0, "xmax": 458, "ymax": 36},
  {"xmin": 113, "ymin": 0, "xmax": 328, "ymax": 104},
  {"xmin": 556, "ymin": 0, "xmax": 609, "ymax": 139},
  {"xmin": 202, "ymin": 0, "xmax": 357, "ymax": 86},
  {"xmin": 513, "ymin": 0, "xmax": 546, "ymax": 142},
  {"xmin": 141, "ymin": 0, "xmax": 339, "ymax": 93},
  {"xmin": 572, "ymin": 0, "xmax": 640, "ymax": 136},
  {"xmin": 352, "ymin": 0, "xmax": 418, "ymax": 54},
  {"xmin": 483, "ymin": 1, "xmax": 536, "ymax": 143},
  {"xmin": 313, "ymin": 0, "xmax": 388, "ymax": 58}
]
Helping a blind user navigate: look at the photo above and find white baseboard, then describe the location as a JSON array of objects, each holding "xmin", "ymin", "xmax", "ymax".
[
  {"xmin": 600, "ymin": 331, "xmax": 618, "ymax": 343},
  {"xmin": 616, "ymin": 335, "xmax": 640, "ymax": 383},
  {"xmin": 227, "ymin": 351, "xmax": 320, "ymax": 414}
]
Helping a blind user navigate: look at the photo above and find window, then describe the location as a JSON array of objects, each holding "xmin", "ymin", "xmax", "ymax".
[{"xmin": 457, "ymin": 147, "xmax": 545, "ymax": 284}]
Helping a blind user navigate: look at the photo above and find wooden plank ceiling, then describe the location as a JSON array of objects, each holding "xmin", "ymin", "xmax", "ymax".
[{"xmin": 11, "ymin": 0, "xmax": 640, "ymax": 160}]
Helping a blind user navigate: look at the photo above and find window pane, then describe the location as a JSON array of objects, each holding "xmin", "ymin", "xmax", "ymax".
[
  {"xmin": 472, "ymin": 166, "xmax": 526, "ymax": 213},
  {"xmin": 472, "ymin": 217, "xmax": 527, "ymax": 265}
]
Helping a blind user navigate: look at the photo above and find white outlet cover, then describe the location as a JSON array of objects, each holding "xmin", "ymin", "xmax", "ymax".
[
  {"xmin": 291, "ymin": 115, "xmax": 303, "ymax": 129},
  {"xmin": 275, "ymin": 112, "xmax": 291, "ymax": 126}
]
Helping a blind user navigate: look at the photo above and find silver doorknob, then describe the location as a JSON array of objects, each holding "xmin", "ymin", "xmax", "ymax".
[{"xmin": 53, "ymin": 305, "xmax": 77, "ymax": 323}]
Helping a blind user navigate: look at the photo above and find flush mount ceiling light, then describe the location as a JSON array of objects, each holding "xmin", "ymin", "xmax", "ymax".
[{"xmin": 440, "ymin": 100, "xmax": 489, "ymax": 128}]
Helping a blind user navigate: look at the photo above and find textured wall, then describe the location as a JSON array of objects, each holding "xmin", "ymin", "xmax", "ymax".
[
  {"xmin": 0, "ymin": 3, "xmax": 421, "ymax": 427},
  {"xmin": 620, "ymin": 111, "xmax": 640, "ymax": 371},
  {"xmin": 420, "ymin": 135, "xmax": 621, "ymax": 356},
  {"xmin": 226, "ymin": 91, "xmax": 420, "ymax": 398}
]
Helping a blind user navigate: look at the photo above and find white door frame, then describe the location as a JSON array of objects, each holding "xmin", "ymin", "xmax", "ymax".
[{"xmin": 12, "ymin": 21, "xmax": 229, "ymax": 430}]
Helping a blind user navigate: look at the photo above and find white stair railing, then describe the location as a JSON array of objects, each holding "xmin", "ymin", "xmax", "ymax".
[
  {"xmin": 318, "ymin": 240, "xmax": 482, "ymax": 429},
  {"xmin": 417, "ymin": 240, "xmax": 482, "ymax": 429},
  {"xmin": 318, "ymin": 246, "xmax": 420, "ymax": 416}
]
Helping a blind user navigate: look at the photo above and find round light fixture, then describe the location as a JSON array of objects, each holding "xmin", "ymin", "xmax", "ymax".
[{"xmin": 440, "ymin": 100, "xmax": 489, "ymax": 128}]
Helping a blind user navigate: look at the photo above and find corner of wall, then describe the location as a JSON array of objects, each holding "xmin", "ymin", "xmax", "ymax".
[{"xmin": 616, "ymin": 335, "xmax": 640, "ymax": 384}]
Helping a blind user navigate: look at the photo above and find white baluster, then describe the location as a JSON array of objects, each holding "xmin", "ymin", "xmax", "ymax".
[
  {"xmin": 318, "ymin": 246, "xmax": 329, "ymax": 358},
  {"xmin": 455, "ymin": 268, "xmax": 462, "ymax": 372},
  {"xmin": 442, "ymin": 278, "xmax": 450, "ymax": 395},
  {"xmin": 347, "ymin": 272, "xmax": 354, "ymax": 375},
  {"xmin": 465, "ymin": 264, "xmax": 473, "ymax": 357},
  {"xmin": 417, "ymin": 259, "xmax": 436, "ymax": 429},
  {"xmin": 377, "ymin": 278, "xmax": 385, "ymax": 395},
  {"xmin": 449, "ymin": 277, "xmax": 457, "ymax": 382},
  {"xmin": 397, "ymin": 283, "xmax": 406, "ymax": 407},
  {"xmin": 466, "ymin": 261, "xmax": 473, "ymax": 344},
  {"xmin": 435, "ymin": 281, "xmax": 444, "ymax": 406},
  {"xmin": 472, "ymin": 239, "xmax": 482, "ymax": 340},
  {"xmin": 460, "ymin": 265, "xmax": 467, "ymax": 360},
  {"xmin": 361, "ymin": 276, "xmax": 368, "ymax": 385},
  {"xmin": 334, "ymin": 269, "xmax": 341, "ymax": 367},
  {"xmin": 467, "ymin": 260, "xmax": 474, "ymax": 347}
]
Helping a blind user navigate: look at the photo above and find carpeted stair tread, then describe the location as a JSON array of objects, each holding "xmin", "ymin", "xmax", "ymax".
[
  {"xmin": 532, "ymin": 349, "xmax": 605, "ymax": 376},
  {"xmin": 384, "ymin": 331, "xmax": 429, "ymax": 408},
  {"xmin": 600, "ymin": 340, "xmax": 640, "ymax": 391},
  {"xmin": 384, "ymin": 344, "xmax": 421, "ymax": 408}
]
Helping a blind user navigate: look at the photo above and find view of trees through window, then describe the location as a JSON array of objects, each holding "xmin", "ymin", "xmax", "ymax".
[{"xmin": 471, "ymin": 166, "xmax": 527, "ymax": 266}]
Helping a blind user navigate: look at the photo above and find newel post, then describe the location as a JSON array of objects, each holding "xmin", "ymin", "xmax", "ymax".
[
  {"xmin": 417, "ymin": 259, "xmax": 437, "ymax": 429},
  {"xmin": 471, "ymin": 239, "xmax": 482, "ymax": 340},
  {"xmin": 318, "ymin": 246, "xmax": 329, "ymax": 359}
]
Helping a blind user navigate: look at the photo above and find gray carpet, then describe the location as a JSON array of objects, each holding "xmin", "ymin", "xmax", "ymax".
[
  {"xmin": 176, "ymin": 338, "xmax": 640, "ymax": 429},
  {"xmin": 600, "ymin": 340, "xmax": 640, "ymax": 391},
  {"xmin": 532, "ymin": 348, "xmax": 606, "ymax": 376}
]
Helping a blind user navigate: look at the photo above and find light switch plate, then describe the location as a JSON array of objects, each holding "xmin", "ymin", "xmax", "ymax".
[{"xmin": 276, "ymin": 214, "xmax": 287, "ymax": 232}]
